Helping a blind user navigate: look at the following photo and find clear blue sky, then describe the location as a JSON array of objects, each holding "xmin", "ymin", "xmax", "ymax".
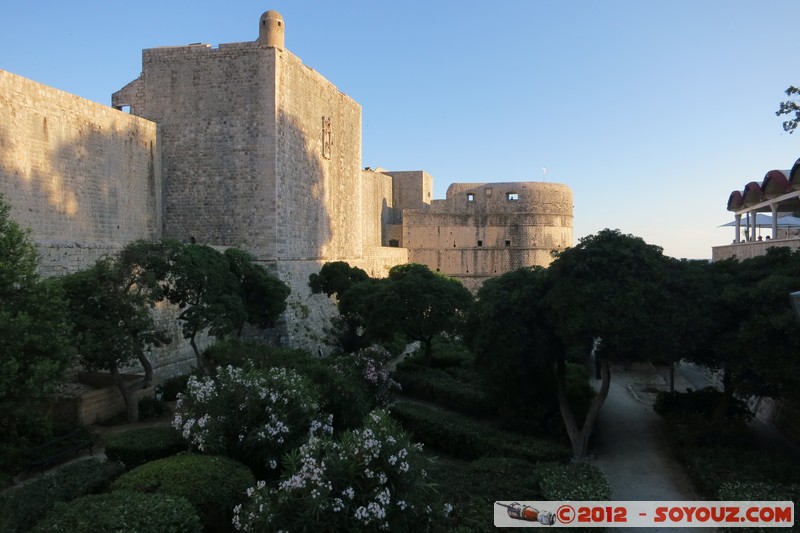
[{"xmin": 3, "ymin": 1, "xmax": 799, "ymax": 259}]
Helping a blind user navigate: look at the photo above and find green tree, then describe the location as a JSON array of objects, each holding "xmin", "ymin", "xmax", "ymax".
[
  {"xmin": 224, "ymin": 248, "xmax": 290, "ymax": 335},
  {"xmin": 466, "ymin": 267, "xmax": 563, "ymax": 425},
  {"xmin": 776, "ymin": 85, "xmax": 800, "ymax": 133},
  {"xmin": 308, "ymin": 261, "xmax": 369, "ymax": 298},
  {"xmin": 59, "ymin": 246, "xmax": 172, "ymax": 422},
  {"xmin": 165, "ymin": 244, "xmax": 289, "ymax": 372},
  {"xmin": 545, "ymin": 229, "xmax": 674, "ymax": 457},
  {"xmin": 690, "ymin": 248, "xmax": 800, "ymax": 419},
  {"xmin": 0, "ymin": 194, "xmax": 74, "ymax": 409},
  {"xmin": 360, "ymin": 264, "xmax": 473, "ymax": 366}
]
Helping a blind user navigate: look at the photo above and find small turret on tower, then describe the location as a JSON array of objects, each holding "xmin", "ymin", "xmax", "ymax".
[{"xmin": 258, "ymin": 10, "xmax": 284, "ymax": 49}]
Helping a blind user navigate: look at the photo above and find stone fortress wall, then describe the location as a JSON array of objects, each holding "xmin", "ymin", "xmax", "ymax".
[
  {"xmin": 0, "ymin": 70, "xmax": 161, "ymax": 276},
  {"xmin": 402, "ymin": 182, "xmax": 573, "ymax": 291},
  {"xmin": 0, "ymin": 10, "xmax": 572, "ymax": 374}
]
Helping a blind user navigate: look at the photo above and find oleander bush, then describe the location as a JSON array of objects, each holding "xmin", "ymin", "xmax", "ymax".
[
  {"xmin": 233, "ymin": 409, "xmax": 445, "ymax": 532},
  {"xmin": 202, "ymin": 339, "xmax": 398, "ymax": 432},
  {"xmin": 104, "ymin": 426, "xmax": 186, "ymax": 469},
  {"xmin": 0, "ymin": 458, "xmax": 124, "ymax": 533},
  {"xmin": 173, "ymin": 365, "xmax": 321, "ymax": 476},
  {"xmin": 390, "ymin": 401, "xmax": 570, "ymax": 464},
  {"xmin": 112, "ymin": 454, "xmax": 254, "ymax": 532},
  {"xmin": 30, "ymin": 490, "xmax": 202, "ymax": 533}
]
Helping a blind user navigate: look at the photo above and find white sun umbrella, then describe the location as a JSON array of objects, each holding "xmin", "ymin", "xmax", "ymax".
[{"xmin": 719, "ymin": 213, "xmax": 774, "ymax": 227}]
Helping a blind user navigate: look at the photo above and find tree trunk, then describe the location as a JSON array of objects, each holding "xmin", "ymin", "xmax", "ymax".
[
  {"xmin": 110, "ymin": 364, "xmax": 143, "ymax": 423},
  {"xmin": 557, "ymin": 351, "xmax": 612, "ymax": 458},
  {"xmin": 713, "ymin": 366, "xmax": 735, "ymax": 421},
  {"xmin": 190, "ymin": 330, "xmax": 204, "ymax": 374},
  {"xmin": 137, "ymin": 352, "xmax": 154, "ymax": 388},
  {"xmin": 423, "ymin": 338, "xmax": 433, "ymax": 367}
]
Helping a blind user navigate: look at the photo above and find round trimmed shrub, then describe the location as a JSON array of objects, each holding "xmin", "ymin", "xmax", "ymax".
[
  {"xmin": 104, "ymin": 426, "xmax": 186, "ymax": 469},
  {"xmin": 31, "ymin": 490, "xmax": 201, "ymax": 532},
  {"xmin": 0, "ymin": 458, "xmax": 124, "ymax": 533},
  {"xmin": 112, "ymin": 453, "xmax": 254, "ymax": 531}
]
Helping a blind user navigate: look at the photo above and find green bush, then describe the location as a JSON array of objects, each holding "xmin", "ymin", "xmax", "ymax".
[
  {"xmin": 202, "ymin": 338, "xmax": 393, "ymax": 432},
  {"xmin": 392, "ymin": 367, "xmax": 496, "ymax": 417},
  {"xmin": 137, "ymin": 396, "xmax": 170, "ymax": 420},
  {"xmin": 234, "ymin": 410, "xmax": 443, "ymax": 532},
  {"xmin": 538, "ymin": 461, "xmax": 612, "ymax": 500},
  {"xmin": 428, "ymin": 456, "xmax": 543, "ymax": 532},
  {"xmin": 662, "ymin": 413, "xmax": 754, "ymax": 451},
  {"xmin": 112, "ymin": 453, "xmax": 254, "ymax": 532},
  {"xmin": 397, "ymin": 335, "xmax": 475, "ymax": 370},
  {"xmin": 654, "ymin": 387, "xmax": 751, "ymax": 419},
  {"xmin": 104, "ymin": 426, "xmax": 186, "ymax": 469},
  {"xmin": 682, "ymin": 447, "xmax": 800, "ymax": 498},
  {"xmin": 390, "ymin": 401, "xmax": 570, "ymax": 464},
  {"xmin": 716, "ymin": 482, "xmax": 798, "ymax": 533},
  {"xmin": 158, "ymin": 373, "xmax": 191, "ymax": 402},
  {"xmin": 0, "ymin": 458, "xmax": 124, "ymax": 533},
  {"xmin": 31, "ymin": 490, "xmax": 201, "ymax": 532}
]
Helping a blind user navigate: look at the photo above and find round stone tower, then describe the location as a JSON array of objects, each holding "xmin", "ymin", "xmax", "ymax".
[{"xmin": 258, "ymin": 10, "xmax": 285, "ymax": 49}]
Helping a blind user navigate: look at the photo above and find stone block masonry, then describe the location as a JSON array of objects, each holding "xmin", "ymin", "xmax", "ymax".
[{"xmin": 0, "ymin": 70, "xmax": 161, "ymax": 249}]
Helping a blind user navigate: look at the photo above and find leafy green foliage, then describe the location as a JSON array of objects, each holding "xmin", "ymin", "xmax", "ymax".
[
  {"xmin": 162, "ymin": 244, "xmax": 290, "ymax": 371},
  {"xmin": 136, "ymin": 397, "xmax": 170, "ymax": 420},
  {"xmin": 776, "ymin": 85, "xmax": 800, "ymax": 133},
  {"xmin": 104, "ymin": 426, "xmax": 186, "ymax": 469},
  {"xmin": 653, "ymin": 388, "xmax": 750, "ymax": 419},
  {"xmin": 0, "ymin": 193, "xmax": 75, "ymax": 406},
  {"xmin": 390, "ymin": 401, "xmax": 571, "ymax": 463},
  {"xmin": 538, "ymin": 461, "xmax": 612, "ymax": 500},
  {"xmin": 112, "ymin": 454, "xmax": 254, "ymax": 531},
  {"xmin": 546, "ymin": 229, "xmax": 673, "ymax": 359},
  {"xmin": 428, "ymin": 456, "xmax": 543, "ymax": 532},
  {"xmin": 308, "ymin": 260, "xmax": 369, "ymax": 297},
  {"xmin": 0, "ymin": 458, "xmax": 124, "ymax": 533},
  {"xmin": 234, "ymin": 410, "xmax": 443, "ymax": 532},
  {"xmin": 223, "ymin": 248, "xmax": 290, "ymax": 333},
  {"xmin": 203, "ymin": 338, "xmax": 397, "ymax": 432},
  {"xmin": 31, "ymin": 490, "xmax": 202, "ymax": 533},
  {"xmin": 158, "ymin": 373, "xmax": 191, "ymax": 402},
  {"xmin": 173, "ymin": 365, "xmax": 321, "ymax": 476}
]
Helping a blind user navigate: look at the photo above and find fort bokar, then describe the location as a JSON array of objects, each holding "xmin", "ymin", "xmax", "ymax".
[{"xmin": 0, "ymin": 10, "xmax": 572, "ymax": 368}]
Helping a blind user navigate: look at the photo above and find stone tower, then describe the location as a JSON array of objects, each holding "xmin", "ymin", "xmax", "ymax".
[{"xmin": 258, "ymin": 10, "xmax": 284, "ymax": 49}]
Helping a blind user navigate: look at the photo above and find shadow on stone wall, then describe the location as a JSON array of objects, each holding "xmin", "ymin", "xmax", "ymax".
[{"xmin": 0, "ymin": 114, "xmax": 159, "ymax": 246}]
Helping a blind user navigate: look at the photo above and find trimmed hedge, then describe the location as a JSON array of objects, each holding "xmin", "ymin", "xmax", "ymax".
[
  {"xmin": 654, "ymin": 387, "xmax": 751, "ymax": 419},
  {"xmin": 0, "ymin": 458, "xmax": 124, "ymax": 533},
  {"xmin": 716, "ymin": 482, "xmax": 799, "ymax": 533},
  {"xmin": 112, "ymin": 454, "xmax": 254, "ymax": 532},
  {"xmin": 390, "ymin": 401, "xmax": 571, "ymax": 464},
  {"xmin": 428, "ymin": 456, "xmax": 543, "ymax": 532},
  {"xmin": 31, "ymin": 490, "xmax": 201, "ymax": 532},
  {"xmin": 538, "ymin": 461, "xmax": 612, "ymax": 501},
  {"xmin": 392, "ymin": 367, "xmax": 496, "ymax": 417},
  {"xmin": 104, "ymin": 426, "xmax": 186, "ymax": 469},
  {"xmin": 682, "ymin": 447, "xmax": 800, "ymax": 498}
]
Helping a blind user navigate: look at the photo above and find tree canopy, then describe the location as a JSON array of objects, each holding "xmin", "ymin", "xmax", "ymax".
[
  {"xmin": 311, "ymin": 262, "xmax": 473, "ymax": 364},
  {"xmin": 776, "ymin": 85, "xmax": 800, "ymax": 134},
  {"xmin": 0, "ymin": 194, "xmax": 75, "ymax": 406}
]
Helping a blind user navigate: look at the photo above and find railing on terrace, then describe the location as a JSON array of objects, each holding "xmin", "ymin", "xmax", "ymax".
[{"xmin": 712, "ymin": 237, "xmax": 800, "ymax": 261}]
